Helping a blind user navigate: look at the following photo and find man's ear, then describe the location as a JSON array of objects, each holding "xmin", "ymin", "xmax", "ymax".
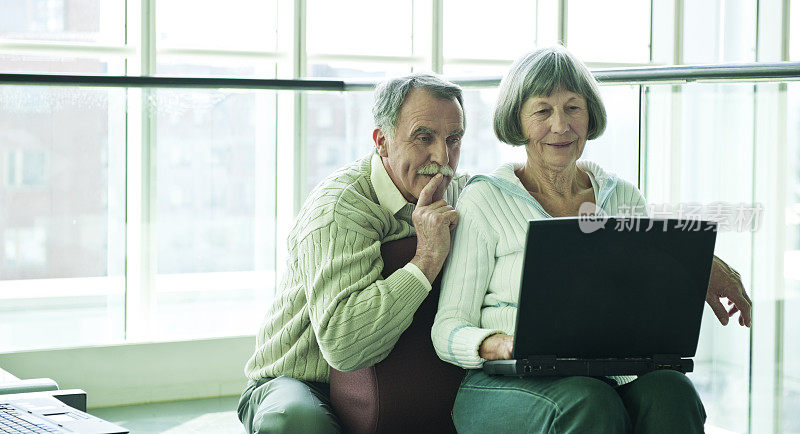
[{"xmin": 373, "ymin": 128, "xmax": 389, "ymax": 158}]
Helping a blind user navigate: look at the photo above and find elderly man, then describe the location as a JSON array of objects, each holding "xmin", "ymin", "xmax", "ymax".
[{"xmin": 237, "ymin": 74, "xmax": 468, "ymax": 433}]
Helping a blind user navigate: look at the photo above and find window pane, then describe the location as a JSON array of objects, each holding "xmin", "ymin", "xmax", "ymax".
[
  {"xmin": 0, "ymin": 85, "xmax": 126, "ymax": 350},
  {"xmin": 306, "ymin": 62, "xmax": 414, "ymax": 79},
  {"xmin": 644, "ymin": 83, "xmax": 754, "ymax": 432},
  {"xmin": 456, "ymin": 88, "xmax": 525, "ymax": 176},
  {"xmin": 0, "ymin": 55, "xmax": 123, "ymax": 75},
  {"xmin": 442, "ymin": 62, "xmax": 512, "ymax": 77},
  {"xmin": 443, "ymin": 0, "xmax": 537, "ymax": 60},
  {"xmin": 306, "ymin": 0, "xmax": 413, "ymax": 56},
  {"xmin": 567, "ymin": 0, "xmax": 650, "ymax": 64},
  {"xmin": 152, "ymin": 89, "xmax": 276, "ymax": 340},
  {"xmin": 792, "ymin": 0, "xmax": 800, "ymax": 61},
  {"xmin": 782, "ymin": 82, "xmax": 800, "ymax": 432},
  {"xmin": 582, "ymin": 85, "xmax": 639, "ymax": 183},
  {"xmin": 156, "ymin": 58, "xmax": 277, "ymax": 79},
  {"xmin": 683, "ymin": 0, "xmax": 756, "ymax": 64},
  {"xmin": 0, "ymin": 0, "xmax": 124, "ymax": 44},
  {"xmin": 157, "ymin": 0, "xmax": 278, "ymax": 51},
  {"xmin": 304, "ymin": 91, "xmax": 376, "ymax": 197}
]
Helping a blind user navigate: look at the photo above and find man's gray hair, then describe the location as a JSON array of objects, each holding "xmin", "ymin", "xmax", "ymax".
[
  {"xmin": 373, "ymin": 73, "xmax": 465, "ymax": 140},
  {"xmin": 493, "ymin": 46, "xmax": 607, "ymax": 146}
]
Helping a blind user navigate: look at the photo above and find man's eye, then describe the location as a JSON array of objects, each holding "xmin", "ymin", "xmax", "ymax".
[
  {"xmin": 447, "ymin": 136, "xmax": 461, "ymax": 145},
  {"xmin": 416, "ymin": 135, "xmax": 431, "ymax": 143},
  {"xmin": 535, "ymin": 109, "xmax": 550, "ymax": 115}
]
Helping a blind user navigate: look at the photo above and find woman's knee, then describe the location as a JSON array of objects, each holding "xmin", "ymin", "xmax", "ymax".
[
  {"xmin": 630, "ymin": 370, "xmax": 704, "ymax": 407},
  {"xmin": 556, "ymin": 377, "xmax": 630, "ymax": 431},
  {"xmin": 621, "ymin": 370, "xmax": 706, "ymax": 432}
]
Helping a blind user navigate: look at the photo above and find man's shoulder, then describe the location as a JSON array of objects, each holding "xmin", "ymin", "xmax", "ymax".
[{"xmin": 291, "ymin": 155, "xmax": 385, "ymax": 240}]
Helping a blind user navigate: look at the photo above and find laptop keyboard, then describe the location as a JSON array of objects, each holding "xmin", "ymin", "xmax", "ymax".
[{"xmin": 0, "ymin": 404, "xmax": 60, "ymax": 433}]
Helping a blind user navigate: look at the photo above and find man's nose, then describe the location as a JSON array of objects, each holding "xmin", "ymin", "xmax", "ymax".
[
  {"xmin": 429, "ymin": 138, "xmax": 449, "ymax": 166},
  {"xmin": 550, "ymin": 110, "xmax": 569, "ymax": 134}
]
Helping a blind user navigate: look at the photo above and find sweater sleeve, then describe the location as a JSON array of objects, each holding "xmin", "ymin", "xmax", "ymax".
[
  {"xmin": 298, "ymin": 212, "xmax": 430, "ymax": 372},
  {"xmin": 432, "ymin": 190, "xmax": 504, "ymax": 369}
]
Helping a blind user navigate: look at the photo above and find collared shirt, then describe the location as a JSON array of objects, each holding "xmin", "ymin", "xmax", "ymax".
[{"xmin": 370, "ymin": 153, "xmax": 431, "ymax": 291}]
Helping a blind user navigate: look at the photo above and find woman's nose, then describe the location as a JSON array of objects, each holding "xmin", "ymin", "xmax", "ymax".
[{"xmin": 550, "ymin": 110, "xmax": 569, "ymax": 134}]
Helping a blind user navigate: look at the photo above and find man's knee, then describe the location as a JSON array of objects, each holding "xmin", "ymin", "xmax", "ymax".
[
  {"xmin": 241, "ymin": 376, "xmax": 339, "ymax": 434},
  {"xmin": 251, "ymin": 401, "xmax": 337, "ymax": 434}
]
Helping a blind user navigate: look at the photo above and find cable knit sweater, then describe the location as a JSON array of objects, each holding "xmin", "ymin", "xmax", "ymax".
[
  {"xmin": 245, "ymin": 153, "xmax": 469, "ymax": 383},
  {"xmin": 432, "ymin": 160, "xmax": 646, "ymax": 384}
]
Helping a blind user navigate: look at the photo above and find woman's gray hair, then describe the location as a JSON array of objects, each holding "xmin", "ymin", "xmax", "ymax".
[
  {"xmin": 494, "ymin": 46, "xmax": 606, "ymax": 146},
  {"xmin": 373, "ymin": 73, "xmax": 465, "ymax": 140}
]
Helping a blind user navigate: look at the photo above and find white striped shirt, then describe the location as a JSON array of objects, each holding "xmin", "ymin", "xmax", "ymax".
[{"xmin": 432, "ymin": 160, "xmax": 646, "ymax": 384}]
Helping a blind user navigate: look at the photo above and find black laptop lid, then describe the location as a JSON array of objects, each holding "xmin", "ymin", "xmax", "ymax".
[{"xmin": 512, "ymin": 217, "xmax": 716, "ymax": 360}]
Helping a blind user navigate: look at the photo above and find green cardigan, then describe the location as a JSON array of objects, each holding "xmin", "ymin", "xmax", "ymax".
[{"xmin": 245, "ymin": 153, "xmax": 468, "ymax": 383}]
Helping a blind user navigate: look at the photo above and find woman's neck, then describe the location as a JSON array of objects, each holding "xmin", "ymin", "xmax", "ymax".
[{"xmin": 516, "ymin": 160, "xmax": 590, "ymax": 199}]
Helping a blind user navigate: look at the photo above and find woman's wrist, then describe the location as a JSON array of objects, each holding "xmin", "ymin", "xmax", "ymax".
[{"xmin": 479, "ymin": 333, "xmax": 513, "ymax": 360}]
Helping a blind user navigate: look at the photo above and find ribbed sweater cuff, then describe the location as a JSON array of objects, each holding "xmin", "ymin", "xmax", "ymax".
[
  {"xmin": 447, "ymin": 326, "xmax": 504, "ymax": 369},
  {"xmin": 402, "ymin": 262, "xmax": 432, "ymax": 292},
  {"xmin": 383, "ymin": 267, "xmax": 430, "ymax": 309}
]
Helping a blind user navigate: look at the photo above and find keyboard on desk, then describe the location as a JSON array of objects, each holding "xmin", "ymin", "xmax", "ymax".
[{"xmin": 0, "ymin": 403, "xmax": 60, "ymax": 433}]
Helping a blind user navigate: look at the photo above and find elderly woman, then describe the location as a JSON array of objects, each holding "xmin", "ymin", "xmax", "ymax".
[{"xmin": 431, "ymin": 46, "xmax": 750, "ymax": 433}]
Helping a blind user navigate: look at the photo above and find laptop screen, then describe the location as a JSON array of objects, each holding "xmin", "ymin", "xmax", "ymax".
[{"xmin": 512, "ymin": 217, "xmax": 716, "ymax": 359}]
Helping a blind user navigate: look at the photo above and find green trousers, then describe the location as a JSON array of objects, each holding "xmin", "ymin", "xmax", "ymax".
[
  {"xmin": 452, "ymin": 369, "xmax": 706, "ymax": 433},
  {"xmin": 237, "ymin": 376, "xmax": 340, "ymax": 434}
]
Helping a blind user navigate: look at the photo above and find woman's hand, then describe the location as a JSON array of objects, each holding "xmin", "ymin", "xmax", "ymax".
[
  {"xmin": 707, "ymin": 255, "xmax": 752, "ymax": 327},
  {"xmin": 479, "ymin": 333, "xmax": 514, "ymax": 360}
]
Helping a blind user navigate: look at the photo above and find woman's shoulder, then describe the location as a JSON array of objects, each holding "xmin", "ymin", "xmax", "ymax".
[
  {"xmin": 577, "ymin": 160, "xmax": 639, "ymax": 192},
  {"xmin": 577, "ymin": 160, "xmax": 645, "ymax": 207},
  {"xmin": 460, "ymin": 163, "xmax": 521, "ymax": 204}
]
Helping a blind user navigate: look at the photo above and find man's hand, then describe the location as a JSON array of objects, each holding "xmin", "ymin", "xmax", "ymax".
[
  {"xmin": 410, "ymin": 173, "xmax": 458, "ymax": 283},
  {"xmin": 479, "ymin": 333, "xmax": 513, "ymax": 360},
  {"xmin": 707, "ymin": 255, "xmax": 752, "ymax": 327}
]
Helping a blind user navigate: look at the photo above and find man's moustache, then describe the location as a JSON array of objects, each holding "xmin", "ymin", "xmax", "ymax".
[{"xmin": 417, "ymin": 164, "xmax": 454, "ymax": 177}]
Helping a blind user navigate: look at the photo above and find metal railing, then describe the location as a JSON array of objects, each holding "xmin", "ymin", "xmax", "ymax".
[{"xmin": 2, "ymin": 61, "xmax": 799, "ymax": 90}]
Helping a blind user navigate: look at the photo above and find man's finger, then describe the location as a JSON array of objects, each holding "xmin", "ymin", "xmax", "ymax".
[
  {"xmin": 417, "ymin": 174, "xmax": 443, "ymax": 207},
  {"xmin": 442, "ymin": 209, "xmax": 458, "ymax": 222},
  {"xmin": 432, "ymin": 203, "xmax": 455, "ymax": 213},
  {"xmin": 707, "ymin": 297, "xmax": 730, "ymax": 325},
  {"xmin": 425, "ymin": 199, "xmax": 449, "ymax": 210},
  {"xmin": 449, "ymin": 213, "xmax": 459, "ymax": 230}
]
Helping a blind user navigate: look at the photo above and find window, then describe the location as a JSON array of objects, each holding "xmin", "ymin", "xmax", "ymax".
[
  {"xmin": 567, "ymin": 0, "xmax": 651, "ymax": 64},
  {"xmin": 0, "ymin": 85, "xmax": 126, "ymax": 350}
]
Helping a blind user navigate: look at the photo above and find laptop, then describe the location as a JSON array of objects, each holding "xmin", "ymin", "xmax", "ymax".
[
  {"xmin": 0, "ymin": 390, "xmax": 128, "ymax": 433},
  {"xmin": 483, "ymin": 216, "xmax": 717, "ymax": 377}
]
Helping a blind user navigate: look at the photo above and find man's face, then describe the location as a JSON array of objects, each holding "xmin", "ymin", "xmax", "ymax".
[{"xmin": 374, "ymin": 89, "xmax": 465, "ymax": 203}]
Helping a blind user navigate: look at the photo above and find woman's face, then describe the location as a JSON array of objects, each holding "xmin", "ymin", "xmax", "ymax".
[{"xmin": 519, "ymin": 89, "xmax": 589, "ymax": 169}]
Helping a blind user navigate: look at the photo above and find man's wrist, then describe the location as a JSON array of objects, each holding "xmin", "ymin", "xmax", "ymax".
[{"xmin": 410, "ymin": 253, "xmax": 444, "ymax": 283}]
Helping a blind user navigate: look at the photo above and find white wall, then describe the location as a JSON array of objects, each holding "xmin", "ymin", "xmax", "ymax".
[{"xmin": 0, "ymin": 336, "xmax": 255, "ymax": 409}]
